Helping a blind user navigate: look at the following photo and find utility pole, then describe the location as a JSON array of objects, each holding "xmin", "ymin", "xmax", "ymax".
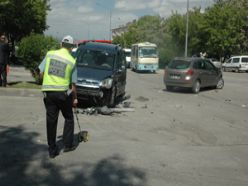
[
  {"xmin": 96, "ymin": 2, "xmax": 112, "ymax": 40},
  {"xmin": 185, "ymin": 0, "xmax": 189, "ymax": 57},
  {"xmin": 109, "ymin": 10, "xmax": 112, "ymax": 40}
]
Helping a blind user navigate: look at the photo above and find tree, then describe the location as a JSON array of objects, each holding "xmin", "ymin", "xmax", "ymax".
[
  {"xmin": 0, "ymin": 0, "xmax": 50, "ymax": 41},
  {"xmin": 202, "ymin": 2, "xmax": 248, "ymax": 59}
]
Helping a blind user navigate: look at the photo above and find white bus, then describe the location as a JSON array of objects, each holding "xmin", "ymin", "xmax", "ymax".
[{"xmin": 131, "ymin": 42, "xmax": 159, "ymax": 72}]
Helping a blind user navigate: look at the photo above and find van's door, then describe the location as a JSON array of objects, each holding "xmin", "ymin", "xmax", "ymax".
[
  {"xmin": 240, "ymin": 57, "xmax": 248, "ymax": 71},
  {"xmin": 230, "ymin": 57, "xmax": 240, "ymax": 71}
]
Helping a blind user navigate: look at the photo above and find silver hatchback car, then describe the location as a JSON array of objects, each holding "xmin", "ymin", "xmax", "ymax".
[{"xmin": 164, "ymin": 57, "xmax": 224, "ymax": 93}]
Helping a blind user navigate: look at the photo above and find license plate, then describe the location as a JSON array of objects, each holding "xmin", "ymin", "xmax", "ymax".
[{"xmin": 170, "ymin": 75, "xmax": 180, "ymax": 79}]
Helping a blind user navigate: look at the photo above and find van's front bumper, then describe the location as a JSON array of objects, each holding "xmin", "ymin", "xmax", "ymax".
[{"xmin": 76, "ymin": 84, "xmax": 104, "ymax": 99}]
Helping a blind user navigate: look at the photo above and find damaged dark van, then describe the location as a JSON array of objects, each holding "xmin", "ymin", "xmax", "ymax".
[{"xmin": 75, "ymin": 42, "xmax": 127, "ymax": 107}]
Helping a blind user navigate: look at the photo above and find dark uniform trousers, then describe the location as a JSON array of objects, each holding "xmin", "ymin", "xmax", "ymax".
[{"xmin": 43, "ymin": 91, "xmax": 74, "ymax": 150}]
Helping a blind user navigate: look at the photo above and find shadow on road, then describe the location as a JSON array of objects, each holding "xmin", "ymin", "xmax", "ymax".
[{"xmin": 0, "ymin": 125, "xmax": 147, "ymax": 186}]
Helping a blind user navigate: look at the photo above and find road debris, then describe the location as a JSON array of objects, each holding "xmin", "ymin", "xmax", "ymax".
[{"xmin": 76, "ymin": 101, "xmax": 135, "ymax": 115}]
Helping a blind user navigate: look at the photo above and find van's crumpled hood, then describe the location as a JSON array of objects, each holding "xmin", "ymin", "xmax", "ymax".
[{"xmin": 77, "ymin": 66, "xmax": 113, "ymax": 84}]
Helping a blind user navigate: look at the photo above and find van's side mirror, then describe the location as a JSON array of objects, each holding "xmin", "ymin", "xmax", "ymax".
[{"xmin": 117, "ymin": 65, "xmax": 126, "ymax": 73}]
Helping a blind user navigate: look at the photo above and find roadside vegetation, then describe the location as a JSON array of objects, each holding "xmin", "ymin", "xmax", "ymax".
[
  {"xmin": 17, "ymin": 34, "xmax": 59, "ymax": 84},
  {"xmin": 1, "ymin": 0, "xmax": 248, "ymax": 84},
  {"xmin": 113, "ymin": 0, "xmax": 248, "ymax": 67},
  {"xmin": 8, "ymin": 81, "xmax": 41, "ymax": 89}
]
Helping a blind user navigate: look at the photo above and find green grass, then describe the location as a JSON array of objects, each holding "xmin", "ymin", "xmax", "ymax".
[{"xmin": 8, "ymin": 81, "xmax": 41, "ymax": 89}]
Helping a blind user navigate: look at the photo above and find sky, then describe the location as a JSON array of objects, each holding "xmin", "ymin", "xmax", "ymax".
[{"xmin": 45, "ymin": 0, "xmax": 215, "ymax": 41}]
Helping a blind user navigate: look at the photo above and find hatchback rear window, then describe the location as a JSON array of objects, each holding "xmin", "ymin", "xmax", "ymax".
[
  {"xmin": 168, "ymin": 60, "xmax": 191, "ymax": 69},
  {"xmin": 241, "ymin": 57, "xmax": 248, "ymax": 63}
]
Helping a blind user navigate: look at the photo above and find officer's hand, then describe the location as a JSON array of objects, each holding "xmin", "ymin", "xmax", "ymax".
[{"xmin": 73, "ymin": 98, "xmax": 78, "ymax": 107}]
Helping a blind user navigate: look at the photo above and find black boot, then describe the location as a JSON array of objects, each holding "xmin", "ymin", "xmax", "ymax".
[{"xmin": 48, "ymin": 146, "xmax": 59, "ymax": 158}]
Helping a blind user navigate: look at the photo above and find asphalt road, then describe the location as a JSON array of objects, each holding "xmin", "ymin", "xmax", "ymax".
[{"xmin": 0, "ymin": 67, "xmax": 248, "ymax": 186}]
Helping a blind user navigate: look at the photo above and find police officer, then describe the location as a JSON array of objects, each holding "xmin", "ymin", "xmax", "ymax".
[{"xmin": 39, "ymin": 35, "xmax": 78, "ymax": 158}]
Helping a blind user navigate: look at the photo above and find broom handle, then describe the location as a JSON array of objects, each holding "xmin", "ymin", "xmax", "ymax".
[{"xmin": 74, "ymin": 107, "xmax": 82, "ymax": 132}]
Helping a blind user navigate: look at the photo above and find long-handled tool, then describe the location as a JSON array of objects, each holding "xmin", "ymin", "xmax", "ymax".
[{"xmin": 74, "ymin": 107, "xmax": 89, "ymax": 142}]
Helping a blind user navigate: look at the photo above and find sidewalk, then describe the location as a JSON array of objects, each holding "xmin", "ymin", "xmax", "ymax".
[
  {"xmin": 0, "ymin": 65, "xmax": 42, "ymax": 97},
  {"xmin": 7, "ymin": 65, "xmax": 34, "ymax": 83}
]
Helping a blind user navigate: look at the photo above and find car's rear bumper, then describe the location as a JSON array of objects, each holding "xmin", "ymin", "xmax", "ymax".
[{"xmin": 164, "ymin": 79, "xmax": 194, "ymax": 88}]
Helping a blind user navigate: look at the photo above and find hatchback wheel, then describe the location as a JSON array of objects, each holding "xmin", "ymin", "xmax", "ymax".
[
  {"xmin": 216, "ymin": 77, "xmax": 224, "ymax": 89},
  {"xmin": 192, "ymin": 80, "xmax": 200, "ymax": 93}
]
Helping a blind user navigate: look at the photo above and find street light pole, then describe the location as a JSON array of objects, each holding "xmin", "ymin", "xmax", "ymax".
[{"xmin": 185, "ymin": 0, "xmax": 189, "ymax": 57}]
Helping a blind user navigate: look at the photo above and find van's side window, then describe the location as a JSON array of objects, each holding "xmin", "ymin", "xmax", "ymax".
[
  {"xmin": 242, "ymin": 57, "xmax": 248, "ymax": 63},
  {"xmin": 233, "ymin": 58, "xmax": 240, "ymax": 63}
]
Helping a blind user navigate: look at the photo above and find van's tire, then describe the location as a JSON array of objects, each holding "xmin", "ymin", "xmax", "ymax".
[
  {"xmin": 192, "ymin": 80, "xmax": 201, "ymax": 93},
  {"xmin": 216, "ymin": 77, "xmax": 224, "ymax": 89}
]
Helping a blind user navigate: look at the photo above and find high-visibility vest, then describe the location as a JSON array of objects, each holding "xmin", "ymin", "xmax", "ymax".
[{"xmin": 42, "ymin": 48, "xmax": 76, "ymax": 91}]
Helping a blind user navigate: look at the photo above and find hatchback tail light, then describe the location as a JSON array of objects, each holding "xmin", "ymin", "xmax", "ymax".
[{"xmin": 186, "ymin": 69, "xmax": 194, "ymax": 76}]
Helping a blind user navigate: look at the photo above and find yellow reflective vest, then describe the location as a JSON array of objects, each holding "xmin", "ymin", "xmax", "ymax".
[{"xmin": 42, "ymin": 48, "xmax": 76, "ymax": 91}]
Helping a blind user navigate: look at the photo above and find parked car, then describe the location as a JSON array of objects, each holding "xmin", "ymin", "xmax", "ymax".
[
  {"xmin": 222, "ymin": 55, "xmax": 248, "ymax": 72},
  {"xmin": 164, "ymin": 57, "xmax": 224, "ymax": 93},
  {"xmin": 75, "ymin": 42, "xmax": 127, "ymax": 107}
]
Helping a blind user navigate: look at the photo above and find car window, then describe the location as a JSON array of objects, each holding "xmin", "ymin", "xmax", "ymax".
[
  {"xmin": 232, "ymin": 58, "xmax": 240, "ymax": 63},
  {"xmin": 76, "ymin": 49, "xmax": 114, "ymax": 70},
  {"xmin": 193, "ymin": 61, "xmax": 202, "ymax": 69},
  {"xmin": 205, "ymin": 60, "xmax": 215, "ymax": 70},
  {"xmin": 195, "ymin": 60, "xmax": 206, "ymax": 70},
  {"xmin": 241, "ymin": 57, "xmax": 248, "ymax": 63},
  {"xmin": 168, "ymin": 60, "xmax": 191, "ymax": 69}
]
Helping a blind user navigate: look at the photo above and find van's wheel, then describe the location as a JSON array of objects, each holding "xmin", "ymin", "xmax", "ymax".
[
  {"xmin": 216, "ymin": 77, "xmax": 224, "ymax": 89},
  {"xmin": 192, "ymin": 80, "xmax": 201, "ymax": 93}
]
